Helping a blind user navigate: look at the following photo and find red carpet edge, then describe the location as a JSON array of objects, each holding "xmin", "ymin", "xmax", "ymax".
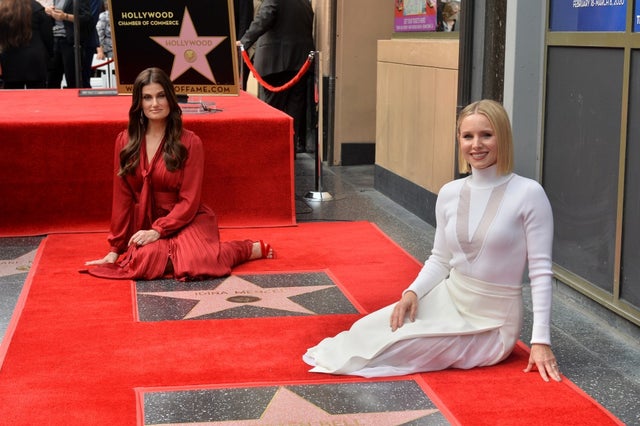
[{"xmin": 0, "ymin": 222, "xmax": 624, "ymax": 425}]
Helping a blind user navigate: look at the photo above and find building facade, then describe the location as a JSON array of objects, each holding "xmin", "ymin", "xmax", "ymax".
[{"xmin": 314, "ymin": 0, "xmax": 640, "ymax": 326}]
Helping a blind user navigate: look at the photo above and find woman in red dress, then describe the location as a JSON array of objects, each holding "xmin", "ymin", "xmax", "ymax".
[{"xmin": 86, "ymin": 67, "xmax": 273, "ymax": 281}]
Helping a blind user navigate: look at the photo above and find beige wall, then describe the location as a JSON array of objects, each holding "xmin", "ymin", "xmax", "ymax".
[
  {"xmin": 312, "ymin": 1, "xmax": 458, "ymax": 180},
  {"xmin": 375, "ymin": 39, "xmax": 459, "ymax": 194},
  {"xmin": 312, "ymin": 0, "xmax": 331, "ymax": 76},
  {"xmin": 332, "ymin": 0, "xmax": 394, "ymax": 164}
]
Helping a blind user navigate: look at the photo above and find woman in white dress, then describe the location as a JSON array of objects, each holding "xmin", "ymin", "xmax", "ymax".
[{"xmin": 303, "ymin": 99, "xmax": 562, "ymax": 382}]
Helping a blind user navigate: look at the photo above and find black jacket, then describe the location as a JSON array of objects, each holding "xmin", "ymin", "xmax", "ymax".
[
  {"xmin": 240, "ymin": 0, "xmax": 314, "ymax": 77},
  {"xmin": 0, "ymin": 0, "xmax": 54, "ymax": 83},
  {"xmin": 60, "ymin": 0, "xmax": 93, "ymax": 45}
]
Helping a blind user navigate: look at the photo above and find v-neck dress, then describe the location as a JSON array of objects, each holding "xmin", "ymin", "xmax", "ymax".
[
  {"xmin": 303, "ymin": 165, "xmax": 554, "ymax": 377},
  {"xmin": 88, "ymin": 129, "xmax": 253, "ymax": 281}
]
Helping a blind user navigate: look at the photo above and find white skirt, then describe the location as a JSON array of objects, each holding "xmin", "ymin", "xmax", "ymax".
[{"xmin": 303, "ymin": 269, "xmax": 523, "ymax": 377}]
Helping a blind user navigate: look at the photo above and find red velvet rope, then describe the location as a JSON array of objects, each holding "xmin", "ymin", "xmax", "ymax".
[
  {"xmin": 241, "ymin": 49, "xmax": 314, "ymax": 92},
  {"xmin": 91, "ymin": 58, "xmax": 115, "ymax": 71}
]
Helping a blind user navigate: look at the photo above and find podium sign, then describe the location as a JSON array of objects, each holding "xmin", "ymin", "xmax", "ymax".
[{"xmin": 108, "ymin": 0, "xmax": 239, "ymax": 95}]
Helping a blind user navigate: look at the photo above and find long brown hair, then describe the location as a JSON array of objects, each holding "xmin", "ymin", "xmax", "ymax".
[
  {"xmin": 0, "ymin": 0, "xmax": 32, "ymax": 50},
  {"xmin": 118, "ymin": 67, "xmax": 187, "ymax": 176}
]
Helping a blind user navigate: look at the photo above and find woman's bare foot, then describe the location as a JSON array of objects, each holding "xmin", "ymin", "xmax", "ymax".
[{"xmin": 250, "ymin": 240, "xmax": 275, "ymax": 259}]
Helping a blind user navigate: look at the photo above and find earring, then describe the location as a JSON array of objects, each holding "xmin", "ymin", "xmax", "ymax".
[{"xmin": 139, "ymin": 110, "xmax": 145, "ymax": 126}]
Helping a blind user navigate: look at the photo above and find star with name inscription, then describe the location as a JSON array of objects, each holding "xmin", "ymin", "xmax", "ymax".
[
  {"xmin": 0, "ymin": 249, "xmax": 36, "ymax": 278},
  {"xmin": 150, "ymin": 7, "xmax": 225, "ymax": 83},
  {"xmin": 139, "ymin": 275, "xmax": 334, "ymax": 319},
  {"xmin": 210, "ymin": 387, "xmax": 439, "ymax": 425}
]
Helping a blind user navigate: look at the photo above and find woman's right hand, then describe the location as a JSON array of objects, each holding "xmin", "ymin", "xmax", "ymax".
[
  {"xmin": 390, "ymin": 290, "xmax": 418, "ymax": 331},
  {"xmin": 85, "ymin": 251, "xmax": 118, "ymax": 266}
]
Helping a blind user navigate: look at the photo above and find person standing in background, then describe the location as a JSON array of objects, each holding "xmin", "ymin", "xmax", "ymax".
[
  {"xmin": 80, "ymin": 0, "xmax": 100, "ymax": 87},
  {"xmin": 239, "ymin": 0, "xmax": 314, "ymax": 154},
  {"xmin": 45, "ymin": 0, "xmax": 92, "ymax": 88},
  {"xmin": 95, "ymin": 0, "xmax": 111, "ymax": 60},
  {"xmin": 240, "ymin": 0, "xmax": 262, "ymax": 91},
  {"xmin": 0, "ymin": 0, "xmax": 53, "ymax": 89},
  {"xmin": 438, "ymin": 1, "xmax": 460, "ymax": 32},
  {"xmin": 233, "ymin": 0, "xmax": 254, "ymax": 89}
]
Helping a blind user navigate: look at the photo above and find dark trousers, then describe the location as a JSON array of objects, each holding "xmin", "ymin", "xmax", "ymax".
[
  {"xmin": 82, "ymin": 45, "xmax": 95, "ymax": 88},
  {"xmin": 3, "ymin": 80, "xmax": 47, "ymax": 89},
  {"xmin": 259, "ymin": 71, "xmax": 308, "ymax": 151},
  {"xmin": 48, "ymin": 37, "xmax": 80, "ymax": 88}
]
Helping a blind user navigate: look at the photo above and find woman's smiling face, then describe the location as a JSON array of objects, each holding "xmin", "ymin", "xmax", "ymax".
[{"xmin": 458, "ymin": 113, "xmax": 498, "ymax": 170}]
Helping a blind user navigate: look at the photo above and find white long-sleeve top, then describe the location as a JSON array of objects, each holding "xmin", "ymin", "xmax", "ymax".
[{"xmin": 406, "ymin": 164, "xmax": 554, "ymax": 345}]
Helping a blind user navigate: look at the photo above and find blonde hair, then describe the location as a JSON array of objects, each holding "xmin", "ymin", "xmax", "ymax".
[{"xmin": 456, "ymin": 99, "xmax": 514, "ymax": 175}]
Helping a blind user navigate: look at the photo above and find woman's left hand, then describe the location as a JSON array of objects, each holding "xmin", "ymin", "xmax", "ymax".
[
  {"xmin": 128, "ymin": 229, "xmax": 160, "ymax": 247},
  {"xmin": 524, "ymin": 343, "xmax": 562, "ymax": 382}
]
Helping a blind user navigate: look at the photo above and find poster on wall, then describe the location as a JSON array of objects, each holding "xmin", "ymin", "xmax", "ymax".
[
  {"xmin": 108, "ymin": 0, "xmax": 239, "ymax": 95},
  {"xmin": 394, "ymin": 0, "xmax": 438, "ymax": 32},
  {"xmin": 549, "ymin": 0, "xmax": 627, "ymax": 32},
  {"xmin": 635, "ymin": 0, "xmax": 640, "ymax": 31}
]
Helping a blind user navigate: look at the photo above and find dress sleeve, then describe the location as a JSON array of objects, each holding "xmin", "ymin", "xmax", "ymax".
[
  {"xmin": 107, "ymin": 131, "xmax": 135, "ymax": 254},
  {"xmin": 150, "ymin": 131, "xmax": 204, "ymax": 237},
  {"xmin": 96, "ymin": 14, "xmax": 107, "ymax": 48},
  {"xmin": 405, "ymin": 185, "xmax": 453, "ymax": 299},
  {"xmin": 523, "ymin": 182, "xmax": 555, "ymax": 345}
]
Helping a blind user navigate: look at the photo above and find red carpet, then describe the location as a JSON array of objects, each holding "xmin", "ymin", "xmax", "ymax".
[
  {"xmin": 0, "ymin": 222, "xmax": 622, "ymax": 425},
  {"xmin": 0, "ymin": 89, "xmax": 295, "ymax": 236}
]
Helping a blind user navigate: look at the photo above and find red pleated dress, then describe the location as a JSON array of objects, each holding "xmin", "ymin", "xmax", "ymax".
[{"xmin": 88, "ymin": 129, "xmax": 253, "ymax": 281}]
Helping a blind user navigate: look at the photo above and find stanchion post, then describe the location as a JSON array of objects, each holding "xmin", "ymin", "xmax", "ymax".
[
  {"xmin": 237, "ymin": 44, "xmax": 244, "ymax": 90},
  {"xmin": 304, "ymin": 51, "xmax": 333, "ymax": 202},
  {"xmin": 72, "ymin": 0, "xmax": 81, "ymax": 88}
]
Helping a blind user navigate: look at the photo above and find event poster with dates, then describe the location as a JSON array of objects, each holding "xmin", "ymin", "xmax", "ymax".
[
  {"xmin": 108, "ymin": 0, "xmax": 239, "ymax": 95},
  {"xmin": 394, "ymin": 0, "xmax": 437, "ymax": 32},
  {"xmin": 549, "ymin": 0, "xmax": 627, "ymax": 32}
]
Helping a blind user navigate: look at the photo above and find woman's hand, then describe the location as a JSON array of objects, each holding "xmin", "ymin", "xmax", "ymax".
[
  {"xmin": 390, "ymin": 291, "xmax": 418, "ymax": 331},
  {"xmin": 524, "ymin": 343, "xmax": 562, "ymax": 382},
  {"xmin": 85, "ymin": 251, "xmax": 118, "ymax": 266},
  {"xmin": 128, "ymin": 229, "xmax": 160, "ymax": 247}
]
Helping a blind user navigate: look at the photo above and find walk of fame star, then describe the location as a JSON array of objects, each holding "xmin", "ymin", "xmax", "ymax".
[
  {"xmin": 0, "ymin": 249, "xmax": 36, "ymax": 277},
  {"xmin": 150, "ymin": 7, "xmax": 226, "ymax": 83},
  {"xmin": 142, "ymin": 384, "xmax": 440, "ymax": 425},
  {"xmin": 211, "ymin": 387, "xmax": 439, "ymax": 425},
  {"xmin": 138, "ymin": 275, "xmax": 335, "ymax": 319}
]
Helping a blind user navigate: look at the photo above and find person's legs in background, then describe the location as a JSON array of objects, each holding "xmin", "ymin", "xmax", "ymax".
[
  {"xmin": 260, "ymin": 71, "xmax": 308, "ymax": 154},
  {"xmin": 47, "ymin": 39, "xmax": 65, "ymax": 88}
]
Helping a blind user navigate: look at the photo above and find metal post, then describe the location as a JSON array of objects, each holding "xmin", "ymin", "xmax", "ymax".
[
  {"xmin": 237, "ymin": 44, "xmax": 244, "ymax": 90},
  {"xmin": 455, "ymin": 0, "xmax": 474, "ymax": 179},
  {"xmin": 73, "ymin": 0, "xmax": 82, "ymax": 88},
  {"xmin": 325, "ymin": 0, "xmax": 337, "ymax": 165},
  {"xmin": 304, "ymin": 51, "xmax": 333, "ymax": 202}
]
